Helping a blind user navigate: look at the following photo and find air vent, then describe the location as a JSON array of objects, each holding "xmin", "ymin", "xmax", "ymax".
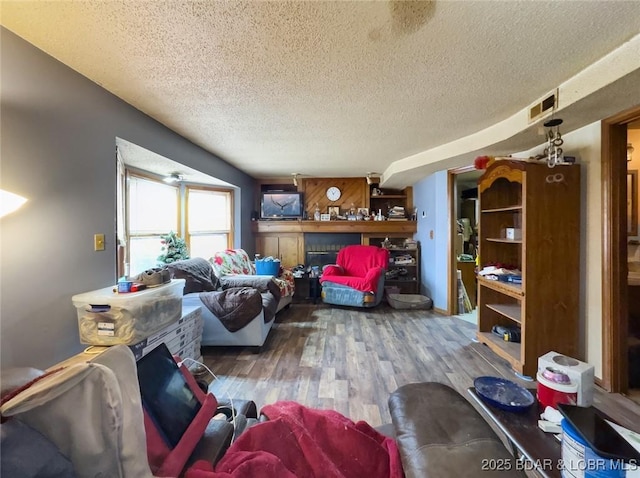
[{"xmin": 528, "ymin": 89, "xmax": 558, "ymax": 123}]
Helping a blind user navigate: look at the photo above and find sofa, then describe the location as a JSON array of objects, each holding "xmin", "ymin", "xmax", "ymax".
[
  {"xmin": 210, "ymin": 248, "xmax": 294, "ymax": 311},
  {"xmin": 167, "ymin": 256, "xmax": 286, "ymax": 348},
  {"xmin": 0, "ymin": 348, "xmax": 524, "ymax": 478}
]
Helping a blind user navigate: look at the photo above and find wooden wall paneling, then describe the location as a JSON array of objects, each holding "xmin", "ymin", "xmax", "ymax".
[{"xmin": 302, "ymin": 178, "xmax": 367, "ymax": 217}]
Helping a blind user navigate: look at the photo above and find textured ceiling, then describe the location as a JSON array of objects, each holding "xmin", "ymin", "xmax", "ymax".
[{"xmin": 2, "ymin": 1, "xmax": 640, "ymax": 187}]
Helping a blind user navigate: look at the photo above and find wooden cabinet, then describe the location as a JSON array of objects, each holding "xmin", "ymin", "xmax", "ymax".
[
  {"xmin": 255, "ymin": 233, "xmax": 303, "ymax": 268},
  {"xmin": 477, "ymin": 161, "xmax": 580, "ymax": 377},
  {"xmin": 457, "ymin": 260, "xmax": 477, "ymax": 308}
]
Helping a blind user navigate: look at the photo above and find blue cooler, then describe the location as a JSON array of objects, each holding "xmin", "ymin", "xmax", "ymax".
[
  {"xmin": 255, "ymin": 258, "xmax": 281, "ymax": 276},
  {"xmin": 561, "ymin": 418, "xmax": 630, "ymax": 478}
]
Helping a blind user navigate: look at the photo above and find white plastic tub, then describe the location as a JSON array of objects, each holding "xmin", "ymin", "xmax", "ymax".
[{"xmin": 72, "ymin": 279, "xmax": 185, "ymax": 345}]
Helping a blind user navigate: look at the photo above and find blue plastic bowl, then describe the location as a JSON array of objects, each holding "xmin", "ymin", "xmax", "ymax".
[{"xmin": 474, "ymin": 376, "xmax": 535, "ymax": 412}]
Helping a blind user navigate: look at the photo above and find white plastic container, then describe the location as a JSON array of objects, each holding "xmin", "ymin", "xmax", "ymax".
[{"xmin": 72, "ymin": 279, "xmax": 185, "ymax": 345}]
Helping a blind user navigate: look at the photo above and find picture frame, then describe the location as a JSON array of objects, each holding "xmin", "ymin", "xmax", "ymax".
[
  {"xmin": 328, "ymin": 206, "xmax": 340, "ymax": 218},
  {"xmin": 320, "ymin": 213, "xmax": 331, "ymax": 222},
  {"xmin": 357, "ymin": 207, "xmax": 369, "ymax": 217}
]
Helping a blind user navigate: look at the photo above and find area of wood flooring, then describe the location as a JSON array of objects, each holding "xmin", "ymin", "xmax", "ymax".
[
  {"xmin": 626, "ymin": 388, "xmax": 640, "ymax": 406},
  {"xmin": 202, "ymin": 303, "xmax": 531, "ymax": 427},
  {"xmin": 202, "ymin": 303, "xmax": 640, "ymax": 431}
]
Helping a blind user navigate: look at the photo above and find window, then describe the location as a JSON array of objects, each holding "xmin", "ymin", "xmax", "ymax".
[
  {"xmin": 127, "ymin": 174, "xmax": 179, "ymax": 275},
  {"xmin": 187, "ymin": 187, "xmax": 233, "ymax": 259},
  {"xmin": 122, "ymin": 171, "xmax": 234, "ymax": 276}
]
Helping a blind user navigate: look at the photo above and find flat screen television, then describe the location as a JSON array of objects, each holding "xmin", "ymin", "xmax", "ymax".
[{"xmin": 260, "ymin": 191, "xmax": 304, "ymax": 219}]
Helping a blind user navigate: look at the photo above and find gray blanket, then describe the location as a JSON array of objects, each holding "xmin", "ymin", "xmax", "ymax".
[
  {"xmin": 166, "ymin": 258, "xmax": 220, "ymax": 294},
  {"xmin": 219, "ymin": 275, "xmax": 282, "ymax": 303}
]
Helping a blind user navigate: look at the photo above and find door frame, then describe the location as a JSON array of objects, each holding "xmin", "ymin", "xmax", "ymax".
[
  {"xmin": 448, "ymin": 165, "xmax": 477, "ymax": 315},
  {"xmin": 601, "ymin": 104, "xmax": 640, "ymax": 392}
]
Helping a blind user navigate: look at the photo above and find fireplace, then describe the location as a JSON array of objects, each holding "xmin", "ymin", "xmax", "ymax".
[{"xmin": 304, "ymin": 233, "xmax": 361, "ymax": 267}]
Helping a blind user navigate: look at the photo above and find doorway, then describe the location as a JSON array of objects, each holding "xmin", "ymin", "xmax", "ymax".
[
  {"xmin": 601, "ymin": 105, "xmax": 640, "ymax": 396},
  {"xmin": 448, "ymin": 166, "xmax": 482, "ymax": 322}
]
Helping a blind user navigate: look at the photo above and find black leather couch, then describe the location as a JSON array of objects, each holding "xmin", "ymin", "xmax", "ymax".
[{"xmin": 388, "ymin": 382, "xmax": 525, "ymax": 477}]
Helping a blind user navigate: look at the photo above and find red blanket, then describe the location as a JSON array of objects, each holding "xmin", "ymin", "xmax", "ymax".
[
  {"xmin": 185, "ymin": 401, "xmax": 403, "ymax": 478},
  {"xmin": 320, "ymin": 245, "xmax": 389, "ymax": 293}
]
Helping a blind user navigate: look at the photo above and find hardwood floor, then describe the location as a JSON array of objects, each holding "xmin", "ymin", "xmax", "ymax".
[
  {"xmin": 202, "ymin": 303, "xmax": 531, "ymax": 427},
  {"xmin": 202, "ymin": 303, "xmax": 640, "ymax": 432}
]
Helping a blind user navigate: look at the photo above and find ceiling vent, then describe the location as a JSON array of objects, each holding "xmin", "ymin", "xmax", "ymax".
[{"xmin": 528, "ymin": 89, "xmax": 558, "ymax": 123}]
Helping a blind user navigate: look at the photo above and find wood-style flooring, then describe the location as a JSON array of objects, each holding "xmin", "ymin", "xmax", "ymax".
[{"xmin": 202, "ymin": 303, "xmax": 640, "ymax": 432}]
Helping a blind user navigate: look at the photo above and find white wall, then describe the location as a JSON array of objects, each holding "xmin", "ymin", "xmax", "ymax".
[
  {"xmin": 515, "ymin": 122, "xmax": 603, "ymax": 377},
  {"xmin": 1, "ymin": 28, "xmax": 256, "ymax": 369},
  {"xmin": 413, "ymin": 170, "xmax": 448, "ymax": 310},
  {"xmin": 413, "ymin": 122, "xmax": 605, "ymax": 377}
]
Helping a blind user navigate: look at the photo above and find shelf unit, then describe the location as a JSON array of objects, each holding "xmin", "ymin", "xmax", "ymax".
[
  {"xmin": 477, "ymin": 160, "xmax": 580, "ymax": 377},
  {"xmin": 365, "ymin": 235, "xmax": 420, "ymax": 294},
  {"xmin": 369, "ymin": 186, "xmax": 413, "ymax": 220}
]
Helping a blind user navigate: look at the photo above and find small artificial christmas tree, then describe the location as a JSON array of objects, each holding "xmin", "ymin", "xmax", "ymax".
[{"xmin": 157, "ymin": 231, "xmax": 190, "ymax": 264}]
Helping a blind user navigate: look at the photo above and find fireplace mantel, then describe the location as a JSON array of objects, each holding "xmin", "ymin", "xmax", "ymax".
[
  {"xmin": 253, "ymin": 220, "xmax": 417, "ymax": 267},
  {"xmin": 252, "ymin": 220, "xmax": 417, "ymax": 234}
]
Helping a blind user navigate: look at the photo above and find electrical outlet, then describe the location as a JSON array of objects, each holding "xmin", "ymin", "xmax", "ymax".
[{"xmin": 94, "ymin": 233, "xmax": 105, "ymax": 251}]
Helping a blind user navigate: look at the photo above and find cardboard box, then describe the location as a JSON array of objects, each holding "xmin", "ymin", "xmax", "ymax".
[
  {"xmin": 175, "ymin": 336, "xmax": 202, "ymax": 363},
  {"xmin": 129, "ymin": 306, "xmax": 202, "ymax": 360},
  {"xmin": 505, "ymin": 228, "xmax": 522, "ymax": 240}
]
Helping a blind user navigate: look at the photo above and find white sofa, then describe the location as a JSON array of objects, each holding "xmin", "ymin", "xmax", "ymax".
[{"xmin": 167, "ymin": 252, "xmax": 294, "ymax": 348}]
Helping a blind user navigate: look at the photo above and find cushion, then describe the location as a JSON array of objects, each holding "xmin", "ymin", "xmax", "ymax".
[
  {"xmin": 167, "ymin": 257, "xmax": 220, "ymax": 293},
  {"xmin": 0, "ymin": 419, "xmax": 77, "ymax": 477},
  {"xmin": 387, "ymin": 294, "xmax": 432, "ymax": 310},
  {"xmin": 389, "ymin": 383, "xmax": 524, "ymax": 478},
  {"xmin": 0, "ymin": 346, "xmax": 154, "ymax": 477},
  {"xmin": 1, "ymin": 367, "xmax": 45, "ymax": 397},
  {"xmin": 210, "ymin": 249, "xmax": 255, "ymax": 277}
]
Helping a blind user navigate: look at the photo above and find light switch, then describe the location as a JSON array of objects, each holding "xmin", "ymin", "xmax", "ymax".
[{"xmin": 94, "ymin": 233, "xmax": 105, "ymax": 251}]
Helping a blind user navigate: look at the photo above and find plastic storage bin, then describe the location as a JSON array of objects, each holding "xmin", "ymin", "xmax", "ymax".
[
  {"xmin": 72, "ymin": 279, "xmax": 185, "ymax": 345},
  {"xmin": 255, "ymin": 258, "xmax": 281, "ymax": 276}
]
